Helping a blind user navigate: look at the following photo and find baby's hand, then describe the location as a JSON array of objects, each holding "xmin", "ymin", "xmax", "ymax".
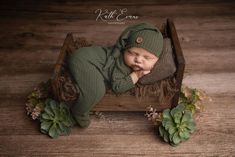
[
  {"xmin": 130, "ymin": 70, "xmax": 151, "ymax": 84},
  {"xmin": 135, "ymin": 70, "xmax": 151, "ymax": 78}
]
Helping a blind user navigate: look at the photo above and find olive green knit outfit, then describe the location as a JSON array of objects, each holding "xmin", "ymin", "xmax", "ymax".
[{"xmin": 68, "ymin": 23, "xmax": 163, "ymax": 128}]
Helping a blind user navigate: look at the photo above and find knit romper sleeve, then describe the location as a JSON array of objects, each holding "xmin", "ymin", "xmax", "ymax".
[{"xmin": 111, "ymin": 53, "xmax": 135, "ymax": 93}]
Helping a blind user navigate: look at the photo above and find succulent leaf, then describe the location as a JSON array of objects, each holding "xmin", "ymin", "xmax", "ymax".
[
  {"xmin": 168, "ymin": 127, "xmax": 177, "ymax": 135},
  {"xmin": 42, "ymin": 113, "xmax": 53, "ymax": 120},
  {"xmin": 44, "ymin": 105, "xmax": 55, "ymax": 117},
  {"xmin": 175, "ymin": 104, "xmax": 185, "ymax": 112},
  {"xmin": 173, "ymin": 114, "xmax": 182, "ymax": 124},
  {"xmin": 41, "ymin": 121, "xmax": 52, "ymax": 132},
  {"xmin": 49, "ymin": 124, "xmax": 59, "ymax": 138},
  {"xmin": 169, "ymin": 133, "xmax": 174, "ymax": 142},
  {"xmin": 164, "ymin": 121, "xmax": 175, "ymax": 131},
  {"xmin": 179, "ymin": 130, "xmax": 190, "ymax": 140},
  {"xmin": 172, "ymin": 132, "xmax": 181, "ymax": 145},
  {"xmin": 186, "ymin": 122, "xmax": 196, "ymax": 132},
  {"xmin": 162, "ymin": 109, "xmax": 171, "ymax": 119},
  {"xmin": 49, "ymin": 100, "xmax": 59, "ymax": 116},
  {"xmin": 170, "ymin": 107, "xmax": 178, "ymax": 117},
  {"xmin": 181, "ymin": 112, "xmax": 192, "ymax": 123},
  {"xmin": 163, "ymin": 132, "xmax": 169, "ymax": 142},
  {"xmin": 159, "ymin": 125, "xmax": 164, "ymax": 137}
]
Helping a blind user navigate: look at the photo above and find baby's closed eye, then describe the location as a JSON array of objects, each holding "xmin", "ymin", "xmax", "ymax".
[
  {"xmin": 128, "ymin": 50, "xmax": 137, "ymax": 56},
  {"xmin": 144, "ymin": 56, "xmax": 153, "ymax": 60}
]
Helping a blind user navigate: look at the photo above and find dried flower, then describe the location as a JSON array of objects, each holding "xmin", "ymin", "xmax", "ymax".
[
  {"xmin": 31, "ymin": 106, "xmax": 42, "ymax": 120},
  {"xmin": 145, "ymin": 106, "xmax": 162, "ymax": 125},
  {"xmin": 181, "ymin": 85, "xmax": 193, "ymax": 98},
  {"xmin": 25, "ymin": 99, "xmax": 44, "ymax": 120},
  {"xmin": 179, "ymin": 85, "xmax": 211, "ymax": 114},
  {"xmin": 25, "ymin": 103, "xmax": 34, "ymax": 115},
  {"xmin": 93, "ymin": 111, "xmax": 105, "ymax": 120},
  {"xmin": 25, "ymin": 81, "xmax": 51, "ymax": 120}
]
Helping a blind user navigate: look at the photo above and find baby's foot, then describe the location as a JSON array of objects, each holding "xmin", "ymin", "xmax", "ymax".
[{"xmin": 78, "ymin": 119, "xmax": 91, "ymax": 128}]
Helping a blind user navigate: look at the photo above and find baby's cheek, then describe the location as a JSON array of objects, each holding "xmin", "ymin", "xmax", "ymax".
[
  {"xmin": 142, "ymin": 65, "xmax": 151, "ymax": 71},
  {"xmin": 144, "ymin": 61, "xmax": 152, "ymax": 68},
  {"xmin": 129, "ymin": 56, "xmax": 135, "ymax": 64},
  {"xmin": 148, "ymin": 63, "xmax": 155, "ymax": 70}
]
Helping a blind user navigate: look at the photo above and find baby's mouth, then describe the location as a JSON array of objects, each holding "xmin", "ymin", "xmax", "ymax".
[{"xmin": 132, "ymin": 64, "xmax": 143, "ymax": 70}]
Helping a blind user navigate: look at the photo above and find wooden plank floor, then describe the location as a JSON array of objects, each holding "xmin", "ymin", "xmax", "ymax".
[{"xmin": 0, "ymin": 0, "xmax": 235, "ymax": 156}]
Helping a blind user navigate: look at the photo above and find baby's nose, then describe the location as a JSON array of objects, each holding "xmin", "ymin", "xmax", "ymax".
[{"xmin": 135, "ymin": 57, "xmax": 142, "ymax": 63}]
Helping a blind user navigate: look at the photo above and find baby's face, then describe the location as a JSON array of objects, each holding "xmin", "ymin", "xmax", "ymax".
[{"xmin": 124, "ymin": 47, "xmax": 158, "ymax": 71}]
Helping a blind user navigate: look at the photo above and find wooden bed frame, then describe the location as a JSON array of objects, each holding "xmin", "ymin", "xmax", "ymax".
[{"xmin": 51, "ymin": 18, "xmax": 185, "ymax": 111}]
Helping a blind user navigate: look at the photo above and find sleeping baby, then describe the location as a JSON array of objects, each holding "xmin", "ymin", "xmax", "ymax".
[{"xmin": 68, "ymin": 23, "xmax": 163, "ymax": 128}]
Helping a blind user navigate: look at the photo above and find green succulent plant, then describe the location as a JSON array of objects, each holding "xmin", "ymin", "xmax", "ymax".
[
  {"xmin": 40, "ymin": 99, "xmax": 75, "ymax": 138},
  {"xmin": 159, "ymin": 104, "xmax": 196, "ymax": 146}
]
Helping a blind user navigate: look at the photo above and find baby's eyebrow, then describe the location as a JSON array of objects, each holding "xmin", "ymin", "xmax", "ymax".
[
  {"xmin": 129, "ymin": 49, "xmax": 136, "ymax": 53},
  {"xmin": 130, "ymin": 50, "xmax": 140, "ymax": 54}
]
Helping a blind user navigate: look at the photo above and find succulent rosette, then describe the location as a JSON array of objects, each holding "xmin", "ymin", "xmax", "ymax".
[
  {"xmin": 159, "ymin": 104, "xmax": 196, "ymax": 146},
  {"xmin": 40, "ymin": 99, "xmax": 75, "ymax": 138}
]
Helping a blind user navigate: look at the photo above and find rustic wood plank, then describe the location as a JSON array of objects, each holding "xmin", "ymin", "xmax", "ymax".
[
  {"xmin": 0, "ymin": 73, "xmax": 51, "ymax": 98},
  {"xmin": 1, "ymin": 17, "xmax": 234, "ymax": 39},
  {"xmin": 0, "ymin": 2, "xmax": 234, "ymax": 20},
  {"xmin": 0, "ymin": 95, "xmax": 234, "ymax": 156},
  {"xmin": 183, "ymin": 73, "xmax": 235, "ymax": 96},
  {"xmin": 0, "ymin": 26, "xmax": 234, "ymax": 50},
  {"xmin": 1, "ymin": 47, "xmax": 235, "ymax": 77},
  {"xmin": 94, "ymin": 95, "xmax": 171, "ymax": 111},
  {"xmin": 1, "ymin": 28, "xmax": 234, "ymax": 52},
  {"xmin": 0, "ymin": 0, "xmax": 233, "ymax": 6},
  {"xmin": 1, "ymin": 20, "xmax": 235, "ymax": 76},
  {"xmin": 1, "ymin": 133, "xmax": 234, "ymax": 157},
  {"xmin": 0, "ymin": 99, "xmax": 152, "ymax": 136},
  {"xmin": 0, "ymin": 94, "xmax": 234, "ymax": 133},
  {"xmin": 0, "ymin": 17, "xmax": 234, "ymax": 53},
  {"xmin": 183, "ymin": 48, "xmax": 235, "ymax": 74}
]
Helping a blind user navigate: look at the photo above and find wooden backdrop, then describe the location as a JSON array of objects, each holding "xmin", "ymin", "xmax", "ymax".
[{"xmin": 0, "ymin": 0, "xmax": 235, "ymax": 156}]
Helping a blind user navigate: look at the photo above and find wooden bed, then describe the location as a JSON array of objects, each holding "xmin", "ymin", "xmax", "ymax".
[{"xmin": 51, "ymin": 18, "xmax": 185, "ymax": 111}]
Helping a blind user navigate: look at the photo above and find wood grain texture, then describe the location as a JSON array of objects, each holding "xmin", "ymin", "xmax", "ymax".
[
  {"xmin": 0, "ymin": 0, "xmax": 235, "ymax": 156},
  {"xmin": 0, "ymin": 95, "xmax": 234, "ymax": 156}
]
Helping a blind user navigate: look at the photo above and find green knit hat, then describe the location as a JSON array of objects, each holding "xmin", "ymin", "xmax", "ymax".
[{"xmin": 125, "ymin": 28, "xmax": 163, "ymax": 57}]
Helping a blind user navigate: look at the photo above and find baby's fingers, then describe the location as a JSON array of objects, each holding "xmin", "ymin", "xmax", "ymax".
[{"xmin": 143, "ymin": 70, "xmax": 151, "ymax": 75}]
